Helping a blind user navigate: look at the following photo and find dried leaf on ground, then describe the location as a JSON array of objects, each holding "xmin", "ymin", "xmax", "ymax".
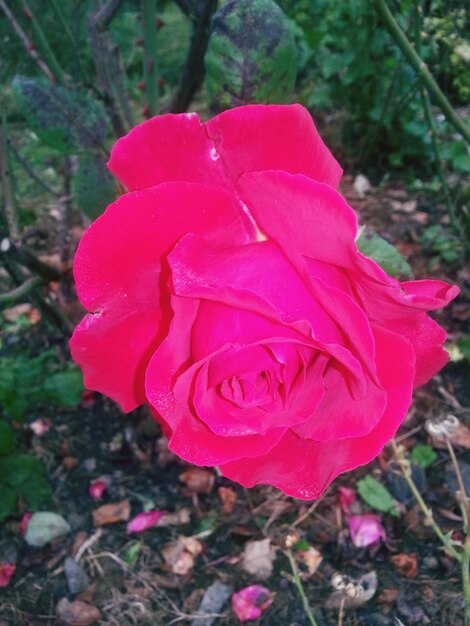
[
  {"xmin": 179, "ymin": 468, "xmax": 215, "ymax": 494},
  {"xmin": 240, "ymin": 538, "xmax": 275, "ymax": 579},
  {"xmin": 218, "ymin": 486, "xmax": 237, "ymax": 513},
  {"xmin": 159, "ymin": 507, "xmax": 191, "ymax": 526},
  {"xmin": 64, "ymin": 557, "xmax": 90, "ymax": 595},
  {"xmin": 326, "ymin": 571, "xmax": 378, "ymax": 608},
  {"xmin": 56, "ymin": 598, "xmax": 101, "ymax": 626},
  {"xmin": 434, "ymin": 424, "xmax": 470, "ymax": 449},
  {"xmin": 390, "ymin": 553, "xmax": 418, "ymax": 578},
  {"xmin": 296, "ymin": 546, "xmax": 323, "ymax": 577},
  {"xmin": 92, "ymin": 499, "xmax": 130, "ymax": 526},
  {"xmin": 161, "ymin": 536, "xmax": 203, "ymax": 575},
  {"xmin": 24, "ymin": 511, "xmax": 71, "ymax": 547},
  {"xmin": 190, "ymin": 581, "xmax": 232, "ymax": 626}
]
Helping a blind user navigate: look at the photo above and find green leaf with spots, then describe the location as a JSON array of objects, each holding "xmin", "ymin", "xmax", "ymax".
[
  {"xmin": 13, "ymin": 75, "xmax": 108, "ymax": 153},
  {"xmin": 356, "ymin": 227, "xmax": 413, "ymax": 279},
  {"xmin": 205, "ymin": 0, "xmax": 297, "ymax": 113},
  {"xmin": 357, "ymin": 475, "xmax": 398, "ymax": 516},
  {"xmin": 74, "ymin": 152, "xmax": 117, "ymax": 220}
]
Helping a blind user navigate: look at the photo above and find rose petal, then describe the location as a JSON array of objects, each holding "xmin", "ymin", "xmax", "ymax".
[
  {"xmin": 206, "ymin": 103, "xmax": 342, "ymax": 188},
  {"xmin": 0, "ymin": 563, "xmax": 16, "ymax": 587},
  {"xmin": 219, "ymin": 327, "xmax": 415, "ymax": 499},
  {"xmin": 71, "ymin": 182, "xmax": 246, "ymax": 411},
  {"xmin": 108, "ymin": 112, "xmax": 226, "ymax": 190},
  {"xmin": 231, "ymin": 585, "xmax": 273, "ymax": 622},
  {"xmin": 108, "ymin": 105, "xmax": 342, "ymax": 193},
  {"xmin": 349, "ymin": 514, "xmax": 386, "ymax": 548},
  {"xmin": 338, "ymin": 487, "xmax": 357, "ymax": 515},
  {"xmin": 145, "ymin": 297, "xmax": 285, "ymax": 465},
  {"xmin": 88, "ymin": 479, "xmax": 108, "ymax": 501},
  {"xmin": 126, "ymin": 510, "xmax": 165, "ymax": 533}
]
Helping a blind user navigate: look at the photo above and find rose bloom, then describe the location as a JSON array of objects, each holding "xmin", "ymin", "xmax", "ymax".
[{"xmin": 70, "ymin": 105, "xmax": 458, "ymax": 500}]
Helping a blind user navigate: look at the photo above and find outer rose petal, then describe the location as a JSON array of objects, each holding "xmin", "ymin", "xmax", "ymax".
[
  {"xmin": 205, "ymin": 104, "xmax": 342, "ymax": 188},
  {"xmin": 70, "ymin": 183, "xmax": 246, "ymax": 411},
  {"xmin": 108, "ymin": 105, "xmax": 342, "ymax": 192},
  {"xmin": 219, "ymin": 327, "xmax": 415, "ymax": 500},
  {"xmin": 385, "ymin": 314, "xmax": 448, "ymax": 387}
]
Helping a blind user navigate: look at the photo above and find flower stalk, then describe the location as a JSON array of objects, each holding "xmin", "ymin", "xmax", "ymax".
[
  {"xmin": 392, "ymin": 437, "xmax": 470, "ymax": 624},
  {"xmin": 371, "ymin": 0, "xmax": 470, "ymax": 145},
  {"xmin": 285, "ymin": 549, "xmax": 319, "ymax": 626}
]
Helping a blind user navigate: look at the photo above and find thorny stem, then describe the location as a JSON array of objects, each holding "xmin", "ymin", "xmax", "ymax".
[
  {"xmin": 445, "ymin": 436, "xmax": 470, "ymax": 539},
  {"xmin": 0, "ymin": 276, "xmax": 44, "ymax": 306},
  {"xmin": 413, "ymin": 1, "xmax": 460, "ymax": 236},
  {"xmin": 0, "ymin": 0, "xmax": 55, "ymax": 82},
  {"xmin": 462, "ymin": 549, "xmax": 470, "ymax": 626},
  {"xmin": 0, "ymin": 111, "xmax": 20, "ymax": 240},
  {"xmin": 285, "ymin": 549, "xmax": 319, "ymax": 626},
  {"xmin": 20, "ymin": 0, "xmax": 66, "ymax": 84},
  {"xmin": 371, "ymin": 0, "xmax": 470, "ymax": 144},
  {"xmin": 391, "ymin": 439, "xmax": 462, "ymax": 562},
  {"xmin": 7, "ymin": 138, "xmax": 61, "ymax": 197}
]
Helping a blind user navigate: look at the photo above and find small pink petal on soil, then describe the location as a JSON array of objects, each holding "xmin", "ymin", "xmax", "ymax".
[
  {"xmin": 0, "ymin": 563, "xmax": 16, "ymax": 587},
  {"xmin": 349, "ymin": 514, "xmax": 386, "ymax": 548},
  {"xmin": 126, "ymin": 510, "xmax": 165, "ymax": 533},
  {"xmin": 20, "ymin": 512, "xmax": 32, "ymax": 536},
  {"xmin": 338, "ymin": 486, "xmax": 356, "ymax": 515},
  {"xmin": 231, "ymin": 585, "xmax": 273, "ymax": 622},
  {"xmin": 88, "ymin": 479, "xmax": 108, "ymax": 500},
  {"xmin": 30, "ymin": 418, "xmax": 51, "ymax": 436}
]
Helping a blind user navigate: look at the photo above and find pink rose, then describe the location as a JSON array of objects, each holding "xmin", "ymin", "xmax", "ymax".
[{"xmin": 70, "ymin": 105, "xmax": 458, "ymax": 499}]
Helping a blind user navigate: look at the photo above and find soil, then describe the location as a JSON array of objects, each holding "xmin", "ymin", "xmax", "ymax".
[{"xmin": 0, "ymin": 178, "xmax": 469, "ymax": 626}]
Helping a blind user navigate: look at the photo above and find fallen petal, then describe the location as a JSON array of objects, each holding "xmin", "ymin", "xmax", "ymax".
[
  {"xmin": 0, "ymin": 563, "xmax": 16, "ymax": 587},
  {"xmin": 20, "ymin": 512, "xmax": 32, "ymax": 536},
  {"xmin": 126, "ymin": 510, "xmax": 165, "ymax": 533},
  {"xmin": 88, "ymin": 479, "xmax": 108, "ymax": 500},
  {"xmin": 231, "ymin": 585, "xmax": 273, "ymax": 622},
  {"xmin": 30, "ymin": 418, "xmax": 52, "ymax": 436},
  {"xmin": 338, "ymin": 486, "xmax": 357, "ymax": 515},
  {"xmin": 349, "ymin": 514, "xmax": 386, "ymax": 548}
]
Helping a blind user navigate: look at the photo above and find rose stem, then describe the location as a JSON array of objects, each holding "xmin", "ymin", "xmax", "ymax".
[
  {"xmin": 390, "ymin": 439, "xmax": 462, "ymax": 562},
  {"xmin": 412, "ymin": 0, "xmax": 460, "ymax": 236},
  {"xmin": 371, "ymin": 0, "xmax": 470, "ymax": 144},
  {"xmin": 285, "ymin": 549, "xmax": 319, "ymax": 626}
]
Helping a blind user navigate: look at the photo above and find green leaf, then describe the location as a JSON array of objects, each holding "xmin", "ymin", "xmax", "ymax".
[
  {"xmin": 123, "ymin": 541, "xmax": 142, "ymax": 567},
  {"xmin": 74, "ymin": 152, "xmax": 117, "ymax": 220},
  {"xmin": 0, "ymin": 421, "xmax": 14, "ymax": 456},
  {"xmin": 0, "ymin": 453, "xmax": 51, "ymax": 517},
  {"xmin": 13, "ymin": 75, "xmax": 108, "ymax": 153},
  {"xmin": 293, "ymin": 539, "xmax": 310, "ymax": 551},
  {"xmin": 44, "ymin": 369, "xmax": 84, "ymax": 408},
  {"xmin": 205, "ymin": 0, "xmax": 297, "ymax": 113},
  {"xmin": 357, "ymin": 475, "xmax": 398, "ymax": 516},
  {"xmin": 458, "ymin": 336, "xmax": 470, "ymax": 362},
  {"xmin": 356, "ymin": 227, "xmax": 413, "ymax": 279},
  {"xmin": 0, "ymin": 485, "xmax": 17, "ymax": 522},
  {"xmin": 411, "ymin": 445, "xmax": 438, "ymax": 469}
]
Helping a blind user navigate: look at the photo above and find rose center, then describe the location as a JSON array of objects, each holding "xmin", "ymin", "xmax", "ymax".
[{"xmin": 220, "ymin": 368, "xmax": 281, "ymax": 409}]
